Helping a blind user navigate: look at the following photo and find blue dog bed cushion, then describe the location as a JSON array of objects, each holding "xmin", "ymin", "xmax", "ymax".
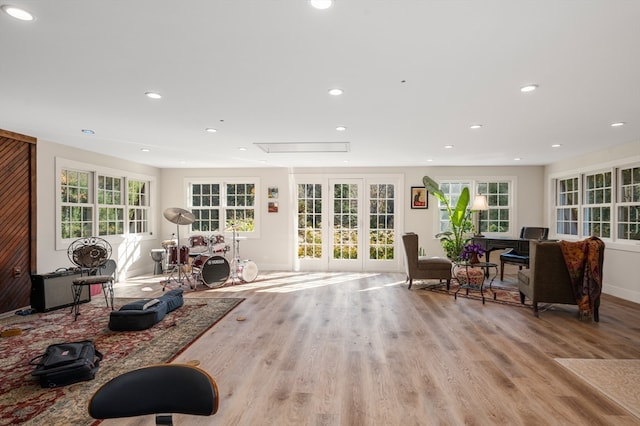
[{"xmin": 109, "ymin": 289, "xmax": 184, "ymax": 331}]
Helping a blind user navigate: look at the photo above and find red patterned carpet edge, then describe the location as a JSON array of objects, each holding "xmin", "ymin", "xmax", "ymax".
[
  {"xmin": 0, "ymin": 297, "xmax": 243, "ymax": 426},
  {"xmin": 422, "ymin": 281, "xmax": 531, "ymax": 307}
]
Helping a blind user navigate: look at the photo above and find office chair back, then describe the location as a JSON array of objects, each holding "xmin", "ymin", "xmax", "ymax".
[{"xmin": 89, "ymin": 364, "xmax": 219, "ymax": 425}]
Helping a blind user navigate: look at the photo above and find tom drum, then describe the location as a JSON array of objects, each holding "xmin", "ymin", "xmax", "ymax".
[
  {"xmin": 169, "ymin": 245, "xmax": 190, "ymax": 265},
  {"xmin": 195, "ymin": 255, "xmax": 230, "ymax": 288},
  {"xmin": 237, "ymin": 260, "xmax": 258, "ymax": 283},
  {"xmin": 188, "ymin": 235, "xmax": 208, "ymax": 254}
]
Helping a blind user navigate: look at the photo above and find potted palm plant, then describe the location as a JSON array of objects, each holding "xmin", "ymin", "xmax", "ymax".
[{"xmin": 422, "ymin": 175, "xmax": 475, "ymax": 261}]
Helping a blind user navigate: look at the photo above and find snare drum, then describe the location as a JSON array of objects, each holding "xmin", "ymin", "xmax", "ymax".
[
  {"xmin": 195, "ymin": 255, "xmax": 230, "ymax": 288},
  {"xmin": 237, "ymin": 260, "xmax": 258, "ymax": 283}
]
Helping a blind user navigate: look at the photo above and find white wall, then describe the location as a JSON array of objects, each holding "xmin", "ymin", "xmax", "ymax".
[{"xmin": 545, "ymin": 139, "xmax": 640, "ymax": 303}]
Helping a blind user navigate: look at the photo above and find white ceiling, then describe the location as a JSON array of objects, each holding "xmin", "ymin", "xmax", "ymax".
[{"xmin": 1, "ymin": 1, "xmax": 639, "ymax": 169}]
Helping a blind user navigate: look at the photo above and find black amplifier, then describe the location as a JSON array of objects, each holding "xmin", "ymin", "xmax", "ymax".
[{"xmin": 31, "ymin": 269, "xmax": 91, "ymax": 312}]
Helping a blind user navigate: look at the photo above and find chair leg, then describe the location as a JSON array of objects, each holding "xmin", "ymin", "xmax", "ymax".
[
  {"xmin": 446, "ymin": 279, "xmax": 450, "ymax": 290},
  {"xmin": 500, "ymin": 261, "xmax": 505, "ymax": 280},
  {"xmin": 533, "ymin": 302, "xmax": 539, "ymax": 317},
  {"xmin": 407, "ymin": 277, "xmax": 413, "ymax": 290},
  {"xmin": 519, "ymin": 291, "xmax": 525, "ymax": 304}
]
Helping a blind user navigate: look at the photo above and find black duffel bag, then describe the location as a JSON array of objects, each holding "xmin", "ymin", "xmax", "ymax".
[{"xmin": 29, "ymin": 340, "xmax": 103, "ymax": 388}]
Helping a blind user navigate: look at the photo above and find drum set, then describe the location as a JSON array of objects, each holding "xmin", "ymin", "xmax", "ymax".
[{"xmin": 160, "ymin": 207, "xmax": 258, "ymax": 290}]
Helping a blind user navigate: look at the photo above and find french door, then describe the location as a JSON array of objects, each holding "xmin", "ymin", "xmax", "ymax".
[{"xmin": 295, "ymin": 175, "xmax": 403, "ymax": 272}]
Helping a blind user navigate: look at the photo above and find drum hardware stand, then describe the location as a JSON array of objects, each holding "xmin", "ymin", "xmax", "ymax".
[
  {"xmin": 162, "ymin": 208, "xmax": 196, "ymax": 291},
  {"xmin": 228, "ymin": 225, "xmax": 242, "ymax": 285}
]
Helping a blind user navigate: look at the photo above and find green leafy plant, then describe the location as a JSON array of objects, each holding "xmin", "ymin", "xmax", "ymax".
[{"xmin": 422, "ymin": 175, "xmax": 475, "ymax": 261}]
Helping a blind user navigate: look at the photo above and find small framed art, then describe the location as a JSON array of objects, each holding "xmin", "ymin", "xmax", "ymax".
[{"xmin": 411, "ymin": 186, "xmax": 428, "ymax": 209}]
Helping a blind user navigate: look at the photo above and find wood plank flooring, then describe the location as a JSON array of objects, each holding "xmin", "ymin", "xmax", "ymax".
[{"xmin": 102, "ymin": 271, "xmax": 640, "ymax": 426}]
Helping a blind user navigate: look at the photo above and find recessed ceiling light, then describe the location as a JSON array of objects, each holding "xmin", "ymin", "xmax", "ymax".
[
  {"xmin": 336, "ymin": 126, "xmax": 347, "ymax": 131},
  {"xmin": 1, "ymin": 5, "xmax": 34, "ymax": 21},
  {"xmin": 310, "ymin": 0, "xmax": 333, "ymax": 9},
  {"xmin": 239, "ymin": 147, "xmax": 247, "ymax": 151},
  {"xmin": 205, "ymin": 128, "xmax": 217, "ymax": 133},
  {"xmin": 427, "ymin": 159, "xmax": 433, "ymax": 162},
  {"xmin": 520, "ymin": 84, "xmax": 538, "ymax": 93},
  {"xmin": 469, "ymin": 124, "xmax": 483, "ymax": 129},
  {"xmin": 514, "ymin": 157, "xmax": 522, "ymax": 161},
  {"xmin": 551, "ymin": 144, "xmax": 562, "ymax": 148},
  {"xmin": 81, "ymin": 129, "xmax": 95, "ymax": 135},
  {"xmin": 444, "ymin": 145, "xmax": 454, "ymax": 149},
  {"xmin": 140, "ymin": 148, "xmax": 150, "ymax": 152},
  {"xmin": 611, "ymin": 122, "xmax": 625, "ymax": 127},
  {"xmin": 328, "ymin": 88, "xmax": 343, "ymax": 96},
  {"xmin": 145, "ymin": 91, "xmax": 162, "ymax": 99}
]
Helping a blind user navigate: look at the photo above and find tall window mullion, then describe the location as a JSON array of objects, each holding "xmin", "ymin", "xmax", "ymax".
[
  {"xmin": 368, "ymin": 183, "xmax": 395, "ymax": 260},
  {"xmin": 297, "ymin": 183, "xmax": 323, "ymax": 259}
]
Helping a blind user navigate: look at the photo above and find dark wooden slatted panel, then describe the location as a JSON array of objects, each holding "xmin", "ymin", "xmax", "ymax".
[{"xmin": 0, "ymin": 131, "xmax": 36, "ymax": 314}]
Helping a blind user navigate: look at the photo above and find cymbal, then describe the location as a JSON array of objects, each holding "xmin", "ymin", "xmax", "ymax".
[
  {"xmin": 225, "ymin": 224, "xmax": 240, "ymax": 230},
  {"xmin": 163, "ymin": 207, "xmax": 195, "ymax": 225}
]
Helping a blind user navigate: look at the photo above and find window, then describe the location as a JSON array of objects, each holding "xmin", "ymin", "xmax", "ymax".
[
  {"xmin": 297, "ymin": 183, "xmax": 323, "ymax": 258},
  {"xmin": 437, "ymin": 179, "xmax": 512, "ymax": 235},
  {"xmin": 97, "ymin": 174, "xmax": 124, "ymax": 236},
  {"xmin": 553, "ymin": 163, "xmax": 640, "ymax": 243},
  {"xmin": 618, "ymin": 165, "xmax": 640, "ymax": 240},
  {"xmin": 555, "ymin": 176, "xmax": 579, "ymax": 236},
  {"xmin": 476, "ymin": 181, "xmax": 510, "ymax": 233},
  {"xmin": 189, "ymin": 180, "xmax": 258, "ymax": 234},
  {"xmin": 369, "ymin": 184, "xmax": 395, "ymax": 260},
  {"xmin": 60, "ymin": 169, "xmax": 93, "ymax": 239},
  {"xmin": 128, "ymin": 179, "xmax": 150, "ymax": 233},
  {"xmin": 583, "ymin": 171, "xmax": 612, "ymax": 238},
  {"xmin": 57, "ymin": 160, "xmax": 154, "ymax": 245},
  {"xmin": 438, "ymin": 181, "xmax": 471, "ymax": 233}
]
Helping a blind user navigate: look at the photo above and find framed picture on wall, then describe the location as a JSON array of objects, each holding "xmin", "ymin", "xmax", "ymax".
[
  {"xmin": 411, "ymin": 186, "xmax": 428, "ymax": 209},
  {"xmin": 268, "ymin": 201, "xmax": 279, "ymax": 213},
  {"xmin": 268, "ymin": 187, "xmax": 279, "ymax": 199}
]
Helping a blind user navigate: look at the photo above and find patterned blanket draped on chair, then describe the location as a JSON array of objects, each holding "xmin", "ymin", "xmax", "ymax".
[{"xmin": 559, "ymin": 237, "xmax": 605, "ymax": 320}]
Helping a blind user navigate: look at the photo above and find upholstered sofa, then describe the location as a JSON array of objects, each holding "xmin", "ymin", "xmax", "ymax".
[{"xmin": 518, "ymin": 240, "xmax": 603, "ymax": 321}]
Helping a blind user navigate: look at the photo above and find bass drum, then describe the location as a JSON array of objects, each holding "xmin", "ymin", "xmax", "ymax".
[
  {"xmin": 237, "ymin": 260, "xmax": 258, "ymax": 283},
  {"xmin": 199, "ymin": 256, "xmax": 230, "ymax": 288}
]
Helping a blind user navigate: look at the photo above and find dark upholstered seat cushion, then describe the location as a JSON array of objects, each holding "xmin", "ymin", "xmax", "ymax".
[
  {"xmin": 500, "ymin": 251, "xmax": 529, "ymax": 264},
  {"xmin": 417, "ymin": 257, "xmax": 452, "ymax": 271},
  {"xmin": 109, "ymin": 289, "xmax": 184, "ymax": 331}
]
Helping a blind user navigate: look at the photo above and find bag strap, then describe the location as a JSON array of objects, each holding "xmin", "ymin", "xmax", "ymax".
[{"xmin": 28, "ymin": 353, "xmax": 45, "ymax": 366}]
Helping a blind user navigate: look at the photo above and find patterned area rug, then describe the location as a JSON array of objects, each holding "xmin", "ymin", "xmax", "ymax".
[
  {"xmin": 555, "ymin": 358, "xmax": 640, "ymax": 419},
  {"xmin": 0, "ymin": 297, "xmax": 243, "ymax": 425},
  {"xmin": 421, "ymin": 280, "xmax": 530, "ymax": 307}
]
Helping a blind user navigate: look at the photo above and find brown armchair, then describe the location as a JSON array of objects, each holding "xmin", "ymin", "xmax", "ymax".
[
  {"xmin": 402, "ymin": 233, "xmax": 452, "ymax": 290},
  {"xmin": 500, "ymin": 226, "xmax": 549, "ymax": 280},
  {"xmin": 517, "ymin": 240, "xmax": 604, "ymax": 321}
]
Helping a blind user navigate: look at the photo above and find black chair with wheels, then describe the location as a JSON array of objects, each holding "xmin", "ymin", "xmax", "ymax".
[
  {"xmin": 67, "ymin": 236, "xmax": 115, "ymax": 320},
  {"xmin": 88, "ymin": 364, "xmax": 219, "ymax": 425},
  {"xmin": 500, "ymin": 227, "xmax": 549, "ymax": 280}
]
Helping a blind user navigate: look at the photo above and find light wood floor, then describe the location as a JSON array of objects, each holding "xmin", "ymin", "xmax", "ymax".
[{"xmin": 102, "ymin": 270, "xmax": 640, "ymax": 426}]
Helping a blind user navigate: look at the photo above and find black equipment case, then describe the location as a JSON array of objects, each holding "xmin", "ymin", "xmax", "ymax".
[
  {"xmin": 30, "ymin": 340, "xmax": 103, "ymax": 388},
  {"xmin": 31, "ymin": 269, "xmax": 91, "ymax": 312}
]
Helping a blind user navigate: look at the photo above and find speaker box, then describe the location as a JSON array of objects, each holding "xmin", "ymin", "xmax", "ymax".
[{"xmin": 31, "ymin": 269, "xmax": 91, "ymax": 312}]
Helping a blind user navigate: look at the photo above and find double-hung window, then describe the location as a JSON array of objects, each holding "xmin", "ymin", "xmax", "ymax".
[
  {"xmin": 555, "ymin": 176, "xmax": 580, "ymax": 236},
  {"xmin": 583, "ymin": 171, "xmax": 612, "ymax": 238},
  {"xmin": 437, "ymin": 179, "xmax": 512, "ymax": 235},
  {"xmin": 97, "ymin": 174, "xmax": 125, "ymax": 236},
  {"xmin": 618, "ymin": 165, "xmax": 640, "ymax": 241},
  {"xmin": 189, "ymin": 180, "xmax": 259, "ymax": 234}
]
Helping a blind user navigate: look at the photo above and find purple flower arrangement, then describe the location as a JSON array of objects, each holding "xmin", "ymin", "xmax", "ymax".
[{"xmin": 460, "ymin": 243, "xmax": 486, "ymax": 261}]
